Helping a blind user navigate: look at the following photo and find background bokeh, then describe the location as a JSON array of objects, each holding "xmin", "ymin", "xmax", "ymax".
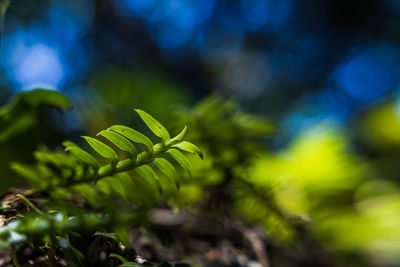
[
  {"xmin": 2, "ymin": 0, "xmax": 400, "ymax": 266},
  {"xmin": 3, "ymin": 0, "xmax": 400, "ymax": 125}
]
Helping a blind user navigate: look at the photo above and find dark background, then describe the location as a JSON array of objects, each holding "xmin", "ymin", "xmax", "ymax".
[{"xmin": 2, "ymin": 0, "xmax": 400, "ymax": 127}]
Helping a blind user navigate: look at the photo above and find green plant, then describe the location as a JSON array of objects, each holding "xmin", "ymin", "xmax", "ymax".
[
  {"xmin": 0, "ymin": 90, "xmax": 202, "ymax": 266},
  {"xmin": 0, "ymin": 89, "xmax": 71, "ymax": 143},
  {"xmin": 161, "ymin": 97, "xmax": 342, "ymax": 266}
]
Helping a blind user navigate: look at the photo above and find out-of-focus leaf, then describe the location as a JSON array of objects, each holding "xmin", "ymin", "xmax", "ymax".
[
  {"xmin": 172, "ymin": 141, "xmax": 203, "ymax": 159},
  {"xmin": 114, "ymin": 226, "xmax": 130, "ymax": 245},
  {"xmin": 0, "ymin": 113, "xmax": 36, "ymax": 142},
  {"xmin": 10, "ymin": 162, "xmax": 41, "ymax": 185},
  {"xmin": 82, "ymin": 136, "xmax": 118, "ymax": 162},
  {"xmin": 97, "ymin": 130, "xmax": 137, "ymax": 161},
  {"xmin": 110, "ymin": 253, "xmax": 128, "ymax": 263},
  {"xmin": 15, "ymin": 89, "xmax": 71, "ymax": 109},
  {"xmin": 97, "ymin": 177, "xmax": 126, "ymax": 199},
  {"xmin": 135, "ymin": 165, "xmax": 162, "ymax": 194},
  {"xmin": 109, "ymin": 125, "xmax": 153, "ymax": 153},
  {"xmin": 0, "ymin": 0, "xmax": 10, "ymax": 50},
  {"xmin": 167, "ymin": 149, "xmax": 192, "ymax": 174},
  {"xmin": 154, "ymin": 158, "xmax": 179, "ymax": 190},
  {"xmin": 63, "ymin": 142, "xmax": 100, "ymax": 168},
  {"xmin": 114, "ymin": 173, "xmax": 137, "ymax": 202},
  {"xmin": 33, "ymin": 149, "xmax": 76, "ymax": 170},
  {"xmin": 119, "ymin": 263, "xmax": 141, "ymax": 267},
  {"xmin": 135, "ymin": 109, "xmax": 170, "ymax": 142},
  {"xmin": 73, "ymin": 184, "xmax": 104, "ymax": 206},
  {"xmin": 0, "ymin": 89, "xmax": 71, "ymax": 116},
  {"xmin": 93, "ymin": 232, "xmax": 118, "ymax": 241},
  {"xmin": 0, "ymin": 89, "xmax": 71, "ymax": 143}
]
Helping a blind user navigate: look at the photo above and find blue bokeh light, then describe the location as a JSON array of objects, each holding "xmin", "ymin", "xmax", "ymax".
[
  {"xmin": 164, "ymin": 0, "xmax": 216, "ymax": 29},
  {"xmin": 334, "ymin": 44, "xmax": 400, "ymax": 102},
  {"xmin": 1, "ymin": 27, "xmax": 66, "ymax": 90},
  {"xmin": 196, "ymin": 26, "xmax": 244, "ymax": 62},
  {"xmin": 113, "ymin": 0, "xmax": 216, "ymax": 50},
  {"xmin": 113, "ymin": 0, "xmax": 162, "ymax": 21},
  {"xmin": 268, "ymin": 35, "xmax": 326, "ymax": 84},
  {"xmin": 217, "ymin": 2, "xmax": 247, "ymax": 35},
  {"xmin": 113, "ymin": 0, "xmax": 293, "ymax": 51},
  {"xmin": 14, "ymin": 44, "xmax": 65, "ymax": 90},
  {"xmin": 240, "ymin": 0, "xmax": 270, "ymax": 31},
  {"xmin": 150, "ymin": 21, "xmax": 195, "ymax": 50},
  {"xmin": 239, "ymin": 0, "xmax": 294, "ymax": 31},
  {"xmin": 48, "ymin": 0, "xmax": 94, "ymax": 42}
]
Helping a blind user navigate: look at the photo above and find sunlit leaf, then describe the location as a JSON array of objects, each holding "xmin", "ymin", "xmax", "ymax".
[
  {"xmin": 109, "ymin": 125, "xmax": 153, "ymax": 153},
  {"xmin": 170, "ymin": 126, "xmax": 187, "ymax": 142},
  {"xmin": 82, "ymin": 136, "xmax": 118, "ymax": 162},
  {"xmin": 97, "ymin": 130, "xmax": 137, "ymax": 162},
  {"xmin": 135, "ymin": 109, "xmax": 170, "ymax": 142},
  {"xmin": 172, "ymin": 141, "xmax": 203, "ymax": 159}
]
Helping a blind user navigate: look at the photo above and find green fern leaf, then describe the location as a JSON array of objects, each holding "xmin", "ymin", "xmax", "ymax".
[
  {"xmin": 167, "ymin": 149, "xmax": 192, "ymax": 175},
  {"xmin": 97, "ymin": 177, "xmax": 126, "ymax": 199},
  {"xmin": 154, "ymin": 158, "xmax": 180, "ymax": 190},
  {"xmin": 174, "ymin": 126, "xmax": 187, "ymax": 141},
  {"xmin": 108, "ymin": 125, "xmax": 153, "ymax": 153},
  {"xmin": 82, "ymin": 136, "xmax": 118, "ymax": 163},
  {"xmin": 172, "ymin": 141, "xmax": 203, "ymax": 159},
  {"xmin": 109, "ymin": 253, "xmax": 128, "ymax": 263},
  {"xmin": 135, "ymin": 165, "xmax": 162, "ymax": 194},
  {"xmin": 135, "ymin": 109, "xmax": 170, "ymax": 142},
  {"xmin": 63, "ymin": 141, "xmax": 100, "ymax": 168},
  {"xmin": 10, "ymin": 162, "xmax": 42, "ymax": 185},
  {"xmin": 114, "ymin": 173, "xmax": 136, "ymax": 201},
  {"xmin": 97, "ymin": 130, "xmax": 137, "ymax": 162}
]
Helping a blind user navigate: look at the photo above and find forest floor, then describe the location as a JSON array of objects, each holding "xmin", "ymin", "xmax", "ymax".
[{"xmin": 0, "ymin": 189, "xmax": 352, "ymax": 267}]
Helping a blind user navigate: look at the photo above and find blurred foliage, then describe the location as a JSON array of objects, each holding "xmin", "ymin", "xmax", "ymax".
[
  {"xmin": 0, "ymin": 89, "xmax": 72, "ymax": 191},
  {"xmin": 164, "ymin": 97, "xmax": 400, "ymax": 266},
  {"xmin": 2, "ymin": 90, "xmax": 400, "ymax": 266},
  {"xmin": 359, "ymin": 101, "xmax": 400, "ymax": 149},
  {"xmin": 0, "ymin": 90, "xmax": 203, "ymax": 266},
  {"xmin": 169, "ymin": 97, "xmax": 299, "ymax": 241},
  {"xmin": 249, "ymin": 124, "xmax": 400, "ymax": 265},
  {"xmin": 0, "ymin": 89, "xmax": 71, "ymax": 143}
]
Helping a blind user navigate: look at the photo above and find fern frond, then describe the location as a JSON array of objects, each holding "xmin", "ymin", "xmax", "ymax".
[
  {"xmin": 11, "ymin": 109, "xmax": 203, "ymax": 194},
  {"xmin": 0, "ymin": 109, "xmax": 202, "ymax": 248}
]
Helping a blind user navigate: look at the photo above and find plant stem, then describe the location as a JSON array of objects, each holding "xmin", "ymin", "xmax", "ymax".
[
  {"xmin": 66, "ymin": 137, "xmax": 181, "ymax": 187},
  {"xmin": 11, "ymin": 246, "xmax": 21, "ymax": 267}
]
